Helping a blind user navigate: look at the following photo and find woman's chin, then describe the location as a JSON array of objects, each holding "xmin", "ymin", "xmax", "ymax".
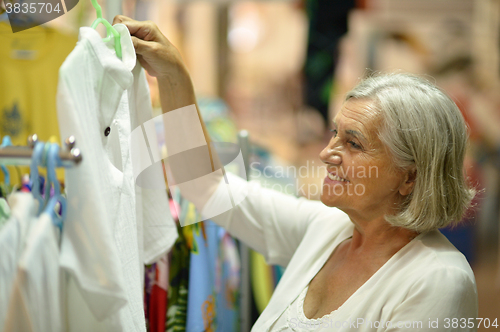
[{"xmin": 320, "ymin": 193, "xmax": 339, "ymax": 207}]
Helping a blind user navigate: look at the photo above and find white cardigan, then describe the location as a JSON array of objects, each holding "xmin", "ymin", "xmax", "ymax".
[{"xmin": 203, "ymin": 174, "xmax": 478, "ymax": 331}]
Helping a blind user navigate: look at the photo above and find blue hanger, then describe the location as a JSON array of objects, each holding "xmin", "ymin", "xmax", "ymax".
[
  {"xmin": 1, "ymin": 136, "xmax": 12, "ymax": 187},
  {"xmin": 43, "ymin": 143, "xmax": 67, "ymax": 230},
  {"xmin": 30, "ymin": 141, "xmax": 45, "ymax": 214}
]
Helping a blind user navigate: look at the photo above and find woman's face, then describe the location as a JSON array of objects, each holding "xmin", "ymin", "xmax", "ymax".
[{"xmin": 319, "ymin": 99, "xmax": 411, "ymax": 222}]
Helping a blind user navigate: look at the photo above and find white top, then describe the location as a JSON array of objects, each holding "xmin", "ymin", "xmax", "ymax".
[
  {"xmin": 270, "ymin": 285, "xmax": 328, "ymax": 332},
  {"xmin": 56, "ymin": 24, "xmax": 177, "ymax": 331},
  {"xmin": 199, "ymin": 173, "xmax": 478, "ymax": 332},
  {"xmin": 0, "ymin": 193, "xmax": 37, "ymax": 331},
  {"xmin": 4, "ymin": 213, "xmax": 62, "ymax": 332}
]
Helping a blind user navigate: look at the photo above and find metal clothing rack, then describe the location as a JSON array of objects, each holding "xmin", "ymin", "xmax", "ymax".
[
  {"xmin": 237, "ymin": 130, "xmax": 252, "ymax": 332},
  {"xmin": 0, "ymin": 135, "xmax": 83, "ymax": 167}
]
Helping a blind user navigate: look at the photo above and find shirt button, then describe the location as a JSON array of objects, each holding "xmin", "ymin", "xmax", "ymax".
[{"xmin": 104, "ymin": 127, "xmax": 111, "ymax": 136}]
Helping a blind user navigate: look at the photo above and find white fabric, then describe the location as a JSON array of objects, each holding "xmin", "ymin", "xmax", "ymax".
[
  {"xmin": 3, "ymin": 213, "xmax": 63, "ymax": 332},
  {"xmin": 0, "ymin": 193, "xmax": 37, "ymax": 331},
  {"xmin": 201, "ymin": 173, "xmax": 478, "ymax": 332},
  {"xmin": 0, "ymin": 197, "xmax": 11, "ymax": 229},
  {"xmin": 270, "ymin": 285, "xmax": 318, "ymax": 332},
  {"xmin": 57, "ymin": 24, "xmax": 177, "ymax": 331}
]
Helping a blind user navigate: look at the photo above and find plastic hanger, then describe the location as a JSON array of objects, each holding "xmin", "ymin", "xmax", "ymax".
[
  {"xmin": 1, "ymin": 136, "xmax": 12, "ymax": 188},
  {"xmin": 90, "ymin": 0, "xmax": 122, "ymax": 59},
  {"xmin": 30, "ymin": 141, "xmax": 45, "ymax": 214},
  {"xmin": 43, "ymin": 143, "xmax": 67, "ymax": 230}
]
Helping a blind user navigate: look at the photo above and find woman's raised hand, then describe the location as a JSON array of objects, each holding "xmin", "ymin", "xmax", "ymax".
[{"xmin": 113, "ymin": 15, "xmax": 186, "ymax": 79}]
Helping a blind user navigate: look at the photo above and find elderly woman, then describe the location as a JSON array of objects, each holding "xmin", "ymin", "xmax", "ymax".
[{"xmin": 114, "ymin": 16, "xmax": 478, "ymax": 331}]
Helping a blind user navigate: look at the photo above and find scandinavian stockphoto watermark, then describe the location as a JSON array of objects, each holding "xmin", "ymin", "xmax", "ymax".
[
  {"xmin": 2, "ymin": 0, "xmax": 78, "ymax": 33},
  {"xmin": 249, "ymin": 160, "xmax": 378, "ymax": 199},
  {"xmin": 289, "ymin": 317, "xmax": 424, "ymax": 330},
  {"xmin": 289, "ymin": 317, "xmax": 496, "ymax": 330}
]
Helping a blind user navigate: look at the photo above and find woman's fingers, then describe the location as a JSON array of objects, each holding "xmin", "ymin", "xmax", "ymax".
[
  {"xmin": 111, "ymin": 15, "xmax": 184, "ymax": 79},
  {"xmin": 130, "ymin": 36, "xmax": 152, "ymax": 55},
  {"xmin": 113, "ymin": 15, "xmax": 161, "ymax": 42},
  {"xmin": 112, "ymin": 14, "xmax": 130, "ymax": 25}
]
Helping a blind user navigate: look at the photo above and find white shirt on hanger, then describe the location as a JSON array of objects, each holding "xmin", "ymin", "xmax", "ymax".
[
  {"xmin": 0, "ymin": 193, "xmax": 37, "ymax": 331},
  {"xmin": 57, "ymin": 24, "xmax": 177, "ymax": 332},
  {"xmin": 3, "ymin": 213, "xmax": 63, "ymax": 332}
]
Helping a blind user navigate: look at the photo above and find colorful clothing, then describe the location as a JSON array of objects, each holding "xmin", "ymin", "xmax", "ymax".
[
  {"xmin": 216, "ymin": 230, "xmax": 240, "ymax": 332},
  {"xmin": 166, "ymin": 220, "xmax": 190, "ymax": 332},
  {"xmin": 145, "ymin": 255, "xmax": 169, "ymax": 332}
]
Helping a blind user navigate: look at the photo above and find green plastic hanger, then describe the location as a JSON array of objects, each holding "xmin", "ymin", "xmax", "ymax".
[{"xmin": 90, "ymin": 0, "xmax": 122, "ymax": 59}]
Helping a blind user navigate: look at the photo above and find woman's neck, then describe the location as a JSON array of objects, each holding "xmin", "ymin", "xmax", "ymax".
[{"xmin": 347, "ymin": 217, "xmax": 419, "ymax": 258}]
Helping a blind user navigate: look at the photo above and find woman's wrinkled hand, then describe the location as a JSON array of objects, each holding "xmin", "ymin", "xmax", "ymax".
[{"xmin": 113, "ymin": 15, "xmax": 186, "ymax": 79}]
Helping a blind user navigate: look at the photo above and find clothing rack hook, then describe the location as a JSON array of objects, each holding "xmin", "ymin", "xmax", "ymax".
[
  {"xmin": 30, "ymin": 141, "xmax": 45, "ymax": 214},
  {"xmin": 0, "ymin": 135, "xmax": 83, "ymax": 167}
]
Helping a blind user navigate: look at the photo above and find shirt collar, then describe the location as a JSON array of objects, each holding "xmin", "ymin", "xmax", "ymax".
[{"xmin": 78, "ymin": 23, "xmax": 136, "ymax": 90}]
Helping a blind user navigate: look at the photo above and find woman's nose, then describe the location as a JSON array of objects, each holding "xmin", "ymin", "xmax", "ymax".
[{"xmin": 320, "ymin": 145, "xmax": 342, "ymax": 165}]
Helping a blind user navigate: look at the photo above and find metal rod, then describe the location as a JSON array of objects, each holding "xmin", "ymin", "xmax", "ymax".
[
  {"xmin": 237, "ymin": 130, "xmax": 252, "ymax": 332},
  {"xmin": 0, "ymin": 146, "xmax": 82, "ymax": 167}
]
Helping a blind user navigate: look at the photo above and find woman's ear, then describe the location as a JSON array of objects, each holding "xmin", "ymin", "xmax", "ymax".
[{"xmin": 399, "ymin": 166, "xmax": 417, "ymax": 196}]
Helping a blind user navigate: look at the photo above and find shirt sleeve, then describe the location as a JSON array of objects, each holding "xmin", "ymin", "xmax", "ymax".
[
  {"xmin": 384, "ymin": 266, "xmax": 478, "ymax": 332},
  {"xmin": 201, "ymin": 173, "xmax": 341, "ymax": 267}
]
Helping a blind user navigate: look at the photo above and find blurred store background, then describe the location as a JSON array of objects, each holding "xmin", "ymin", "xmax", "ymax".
[{"xmin": 1, "ymin": 0, "xmax": 499, "ymax": 329}]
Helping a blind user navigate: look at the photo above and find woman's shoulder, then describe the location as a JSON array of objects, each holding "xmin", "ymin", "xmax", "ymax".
[
  {"xmin": 379, "ymin": 230, "xmax": 477, "ymax": 315},
  {"xmin": 404, "ymin": 230, "xmax": 476, "ymax": 285},
  {"xmin": 380, "ymin": 231, "xmax": 478, "ymax": 324}
]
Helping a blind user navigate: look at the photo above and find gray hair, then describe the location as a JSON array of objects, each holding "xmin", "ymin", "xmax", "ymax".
[{"xmin": 346, "ymin": 73, "xmax": 475, "ymax": 233}]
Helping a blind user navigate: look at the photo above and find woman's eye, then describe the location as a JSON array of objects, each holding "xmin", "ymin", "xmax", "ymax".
[
  {"xmin": 349, "ymin": 141, "xmax": 361, "ymax": 149},
  {"xmin": 330, "ymin": 129, "xmax": 338, "ymax": 137}
]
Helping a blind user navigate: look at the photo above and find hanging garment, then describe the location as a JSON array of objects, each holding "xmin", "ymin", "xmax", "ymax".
[
  {"xmin": 185, "ymin": 219, "xmax": 217, "ymax": 332},
  {"xmin": 0, "ymin": 193, "xmax": 37, "ymax": 331},
  {"xmin": 183, "ymin": 196, "xmax": 240, "ymax": 332},
  {"xmin": 0, "ymin": 22, "xmax": 77, "ymax": 144},
  {"xmin": 56, "ymin": 24, "xmax": 177, "ymax": 331},
  {"xmin": 147, "ymin": 254, "xmax": 169, "ymax": 332},
  {"xmin": 144, "ymin": 262, "xmax": 156, "ymax": 329},
  {"xmin": 166, "ymin": 221, "xmax": 190, "ymax": 332},
  {"xmin": 250, "ymin": 250, "xmax": 275, "ymax": 314},
  {"xmin": 3, "ymin": 213, "xmax": 63, "ymax": 332},
  {"xmin": 0, "ymin": 23, "xmax": 77, "ymax": 185},
  {"xmin": 216, "ymin": 229, "xmax": 240, "ymax": 332}
]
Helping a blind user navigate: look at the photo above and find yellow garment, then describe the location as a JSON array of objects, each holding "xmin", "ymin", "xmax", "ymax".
[
  {"xmin": 250, "ymin": 250, "xmax": 275, "ymax": 314},
  {"xmin": 0, "ymin": 22, "xmax": 77, "ymax": 183}
]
